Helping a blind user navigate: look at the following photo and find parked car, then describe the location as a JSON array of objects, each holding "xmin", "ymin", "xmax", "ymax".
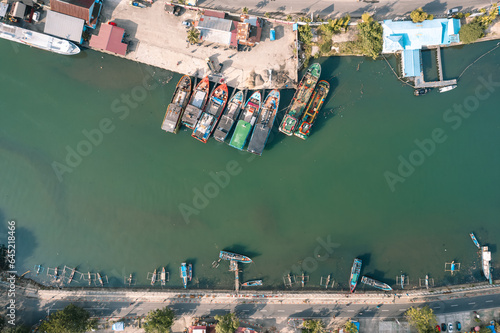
[
  {"xmin": 447, "ymin": 7, "xmax": 459, "ymax": 15},
  {"xmin": 441, "ymin": 323, "xmax": 447, "ymax": 331},
  {"xmin": 448, "ymin": 323, "xmax": 454, "ymax": 332},
  {"xmin": 32, "ymin": 11, "xmax": 40, "ymax": 22},
  {"xmin": 436, "ymin": 324, "xmax": 441, "ymax": 332},
  {"xmin": 456, "ymin": 321, "xmax": 461, "ymax": 331},
  {"xmin": 182, "ymin": 20, "xmax": 191, "ymax": 27}
]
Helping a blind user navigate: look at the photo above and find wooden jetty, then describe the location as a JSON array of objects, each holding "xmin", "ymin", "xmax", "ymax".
[
  {"xmin": 83, "ymin": 272, "xmax": 96, "ymax": 286},
  {"xmin": 445, "ymin": 261, "xmax": 461, "ymax": 275},
  {"xmin": 413, "ymin": 46, "xmax": 457, "ymax": 89},
  {"xmin": 229, "ymin": 260, "xmax": 239, "ymax": 292},
  {"xmin": 124, "ymin": 274, "xmax": 135, "ymax": 286},
  {"xmin": 66, "ymin": 266, "xmax": 79, "ymax": 284},
  {"xmin": 320, "ymin": 275, "xmax": 334, "ymax": 289}
]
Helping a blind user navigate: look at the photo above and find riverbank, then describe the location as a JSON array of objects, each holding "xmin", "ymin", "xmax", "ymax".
[{"xmin": 95, "ymin": 0, "xmax": 298, "ymax": 89}]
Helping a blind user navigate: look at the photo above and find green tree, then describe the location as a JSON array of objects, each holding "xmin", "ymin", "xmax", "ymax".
[
  {"xmin": 215, "ymin": 313, "xmax": 239, "ymax": 333},
  {"xmin": 2, "ymin": 325, "xmax": 30, "ymax": 333},
  {"xmin": 143, "ymin": 307, "xmax": 175, "ymax": 333},
  {"xmin": 410, "ymin": 7, "xmax": 430, "ymax": 23},
  {"xmin": 38, "ymin": 304, "xmax": 95, "ymax": 333},
  {"xmin": 362, "ymin": 12, "xmax": 373, "ymax": 23},
  {"xmin": 460, "ymin": 20, "xmax": 484, "ymax": 44},
  {"xmin": 302, "ymin": 319, "xmax": 326, "ymax": 333},
  {"xmin": 405, "ymin": 306, "xmax": 438, "ymax": 333},
  {"xmin": 264, "ymin": 12, "xmax": 270, "ymax": 18},
  {"xmin": 187, "ymin": 28, "xmax": 200, "ymax": 45},
  {"xmin": 242, "ymin": 7, "xmax": 248, "ymax": 14},
  {"xmin": 286, "ymin": 14, "xmax": 292, "ymax": 21},
  {"xmin": 357, "ymin": 19, "xmax": 383, "ymax": 59},
  {"xmin": 344, "ymin": 320, "xmax": 358, "ymax": 333}
]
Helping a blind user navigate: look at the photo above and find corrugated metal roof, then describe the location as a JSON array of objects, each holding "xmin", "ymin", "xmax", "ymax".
[
  {"xmin": 199, "ymin": 28, "xmax": 231, "ymax": 46},
  {"xmin": 198, "ymin": 15, "xmax": 234, "ymax": 32},
  {"xmin": 50, "ymin": 0, "xmax": 94, "ymax": 25},
  {"xmin": 89, "ymin": 23, "xmax": 127, "ymax": 55},
  {"xmin": 12, "ymin": 2, "xmax": 26, "ymax": 18},
  {"xmin": 382, "ymin": 18, "xmax": 461, "ymax": 53},
  {"xmin": 402, "ymin": 49, "xmax": 421, "ymax": 77},
  {"xmin": 44, "ymin": 10, "xmax": 84, "ymax": 43}
]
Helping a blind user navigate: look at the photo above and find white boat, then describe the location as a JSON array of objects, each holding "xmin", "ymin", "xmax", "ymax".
[
  {"xmin": 0, "ymin": 22, "xmax": 80, "ymax": 55},
  {"xmin": 482, "ymin": 246, "xmax": 492, "ymax": 284},
  {"xmin": 439, "ymin": 85, "xmax": 457, "ymax": 93}
]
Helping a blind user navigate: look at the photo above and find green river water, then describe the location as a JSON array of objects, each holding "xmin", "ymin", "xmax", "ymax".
[{"xmin": 1, "ymin": 39, "xmax": 499, "ymax": 290}]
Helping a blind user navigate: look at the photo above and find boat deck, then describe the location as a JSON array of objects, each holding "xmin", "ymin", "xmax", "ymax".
[
  {"xmin": 182, "ymin": 105, "xmax": 203, "ymax": 129},
  {"xmin": 213, "ymin": 115, "xmax": 235, "ymax": 142},
  {"xmin": 162, "ymin": 104, "xmax": 183, "ymax": 133}
]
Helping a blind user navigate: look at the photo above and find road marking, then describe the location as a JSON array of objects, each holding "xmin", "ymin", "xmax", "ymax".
[
  {"xmin": 468, "ymin": 302, "xmax": 476, "ymax": 305},
  {"xmin": 278, "ymin": 310, "xmax": 285, "ymax": 312},
  {"xmin": 486, "ymin": 300, "xmax": 494, "ymax": 303},
  {"xmin": 260, "ymin": 310, "xmax": 267, "ymax": 312},
  {"xmin": 382, "ymin": 309, "xmax": 389, "ymax": 312},
  {"xmin": 347, "ymin": 310, "xmax": 355, "ymax": 312},
  {"xmin": 399, "ymin": 309, "xmax": 406, "ymax": 311},
  {"xmin": 451, "ymin": 304, "xmax": 458, "ymax": 307}
]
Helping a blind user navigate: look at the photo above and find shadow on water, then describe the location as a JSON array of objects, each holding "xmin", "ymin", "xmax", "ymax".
[{"xmin": 358, "ymin": 253, "xmax": 372, "ymax": 268}]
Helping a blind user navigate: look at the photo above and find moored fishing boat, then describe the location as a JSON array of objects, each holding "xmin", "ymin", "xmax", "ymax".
[
  {"xmin": 192, "ymin": 83, "xmax": 228, "ymax": 142},
  {"xmin": 188, "ymin": 264, "xmax": 193, "ymax": 281},
  {"xmin": 482, "ymin": 246, "xmax": 492, "ymax": 283},
  {"xmin": 279, "ymin": 63, "xmax": 321, "ymax": 135},
  {"xmin": 0, "ymin": 22, "xmax": 80, "ymax": 55},
  {"xmin": 247, "ymin": 89, "xmax": 280, "ymax": 156},
  {"xmin": 241, "ymin": 280, "xmax": 262, "ymax": 287},
  {"xmin": 180, "ymin": 263, "xmax": 188, "ymax": 288},
  {"xmin": 470, "ymin": 232, "xmax": 481, "ymax": 249},
  {"xmin": 161, "ymin": 267, "xmax": 166, "ymax": 286},
  {"xmin": 360, "ymin": 276, "xmax": 392, "ymax": 291},
  {"xmin": 214, "ymin": 90, "xmax": 244, "ymax": 142},
  {"xmin": 294, "ymin": 80, "xmax": 329, "ymax": 140},
  {"xmin": 219, "ymin": 251, "xmax": 252, "ymax": 263},
  {"xmin": 181, "ymin": 76, "xmax": 210, "ymax": 129},
  {"xmin": 161, "ymin": 75, "xmax": 192, "ymax": 134},
  {"xmin": 349, "ymin": 258, "xmax": 362, "ymax": 293},
  {"xmin": 400, "ymin": 274, "xmax": 405, "ymax": 289},
  {"xmin": 97, "ymin": 273, "xmax": 104, "ymax": 286},
  {"xmin": 151, "ymin": 268, "xmax": 157, "ymax": 285},
  {"xmin": 229, "ymin": 91, "xmax": 261, "ymax": 150},
  {"xmin": 68, "ymin": 267, "xmax": 77, "ymax": 284},
  {"xmin": 439, "ymin": 84, "xmax": 457, "ymax": 93},
  {"xmin": 54, "ymin": 267, "xmax": 58, "ymax": 280}
]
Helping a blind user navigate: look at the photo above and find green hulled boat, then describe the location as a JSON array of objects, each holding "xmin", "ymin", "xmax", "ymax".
[
  {"xmin": 229, "ymin": 91, "xmax": 261, "ymax": 150},
  {"xmin": 294, "ymin": 80, "xmax": 329, "ymax": 140},
  {"xmin": 279, "ymin": 63, "xmax": 321, "ymax": 136}
]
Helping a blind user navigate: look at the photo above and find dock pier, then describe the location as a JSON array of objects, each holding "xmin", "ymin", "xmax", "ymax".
[
  {"xmin": 229, "ymin": 260, "xmax": 239, "ymax": 293},
  {"xmin": 413, "ymin": 46, "xmax": 457, "ymax": 89}
]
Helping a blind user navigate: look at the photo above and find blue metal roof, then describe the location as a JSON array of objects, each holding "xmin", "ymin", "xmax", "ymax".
[
  {"xmin": 382, "ymin": 18, "xmax": 461, "ymax": 53},
  {"xmin": 402, "ymin": 49, "xmax": 421, "ymax": 77}
]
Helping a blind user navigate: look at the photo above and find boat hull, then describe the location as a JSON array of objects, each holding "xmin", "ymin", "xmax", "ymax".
[
  {"xmin": 181, "ymin": 77, "xmax": 210, "ymax": 129},
  {"xmin": 161, "ymin": 75, "xmax": 192, "ymax": 134},
  {"xmin": 247, "ymin": 89, "xmax": 280, "ymax": 156},
  {"xmin": 361, "ymin": 276, "xmax": 392, "ymax": 291},
  {"xmin": 294, "ymin": 80, "xmax": 329, "ymax": 140},
  {"xmin": 214, "ymin": 91, "xmax": 244, "ymax": 142},
  {"xmin": 349, "ymin": 258, "xmax": 362, "ymax": 293},
  {"xmin": 242, "ymin": 280, "xmax": 262, "ymax": 287},
  {"xmin": 192, "ymin": 83, "xmax": 228, "ymax": 142},
  {"xmin": 219, "ymin": 251, "xmax": 252, "ymax": 263},
  {"xmin": 229, "ymin": 91, "xmax": 261, "ymax": 150},
  {"xmin": 279, "ymin": 63, "xmax": 321, "ymax": 135}
]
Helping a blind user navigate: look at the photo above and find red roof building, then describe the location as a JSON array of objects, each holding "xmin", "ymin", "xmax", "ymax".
[
  {"xmin": 89, "ymin": 23, "xmax": 127, "ymax": 56},
  {"xmin": 50, "ymin": 0, "xmax": 102, "ymax": 28}
]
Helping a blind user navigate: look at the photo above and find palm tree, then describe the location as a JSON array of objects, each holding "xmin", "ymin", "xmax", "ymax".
[
  {"xmin": 242, "ymin": 7, "xmax": 248, "ymax": 14},
  {"xmin": 264, "ymin": 12, "xmax": 271, "ymax": 18},
  {"xmin": 187, "ymin": 28, "xmax": 200, "ymax": 46},
  {"xmin": 286, "ymin": 14, "xmax": 292, "ymax": 21}
]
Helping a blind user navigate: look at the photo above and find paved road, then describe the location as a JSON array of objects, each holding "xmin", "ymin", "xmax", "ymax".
[
  {"xmin": 196, "ymin": 0, "xmax": 496, "ymax": 19},
  {"xmin": 24, "ymin": 292, "xmax": 500, "ymax": 322}
]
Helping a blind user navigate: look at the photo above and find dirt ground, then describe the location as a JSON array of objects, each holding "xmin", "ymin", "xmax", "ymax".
[{"xmin": 98, "ymin": 1, "xmax": 297, "ymax": 89}]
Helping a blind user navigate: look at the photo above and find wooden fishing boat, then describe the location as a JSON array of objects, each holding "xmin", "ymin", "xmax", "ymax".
[
  {"xmin": 219, "ymin": 251, "xmax": 252, "ymax": 263},
  {"xmin": 68, "ymin": 267, "xmax": 77, "ymax": 284},
  {"xmin": 161, "ymin": 75, "xmax": 192, "ymax": 133},
  {"xmin": 97, "ymin": 273, "xmax": 104, "ymax": 286},
  {"xmin": 439, "ymin": 85, "xmax": 457, "ymax": 93},
  {"xmin": 151, "ymin": 268, "xmax": 157, "ymax": 286},
  {"xmin": 360, "ymin": 276, "xmax": 392, "ymax": 291},
  {"xmin": 181, "ymin": 76, "xmax": 210, "ymax": 129},
  {"xmin": 192, "ymin": 83, "xmax": 229, "ymax": 142},
  {"xmin": 482, "ymin": 246, "xmax": 492, "ymax": 284},
  {"xmin": 229, "ymin": 91, "xmax": 261, "ymax": 150},
  {"xmin": 241, "ymin": 280, "xmax": 262, "ymax": 287},
  {"xmin": 161, "ymin": 267, "xmax": 166, "ymax": 286},
  {"xmin": 247, "ymin": 89, "xmax": 280, "ymax": 156},
  {"xmin": 188, "ymin": 264, "xmax": 193, "ymax": 281},
  {"xmin": 279, "ymin": 63, "xmax": 321, "ymax": 135},
  {"xmin": 349, "ymin": 258, "xmax": 362, "ymax": 293},
  {"xmin": 294, "ymin": 80, "xmax": 329, "ymax": 140},
  {"xmin": 213, "ymin": 90, "xmax": 244, "ymax": 142},
  {"xmin": 180, "ymin": 263, "xmax": 188, "ymax": 288},
  {"xmin": 470, "ymin": 232, "xmax": 481, "ymax": 249}
]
